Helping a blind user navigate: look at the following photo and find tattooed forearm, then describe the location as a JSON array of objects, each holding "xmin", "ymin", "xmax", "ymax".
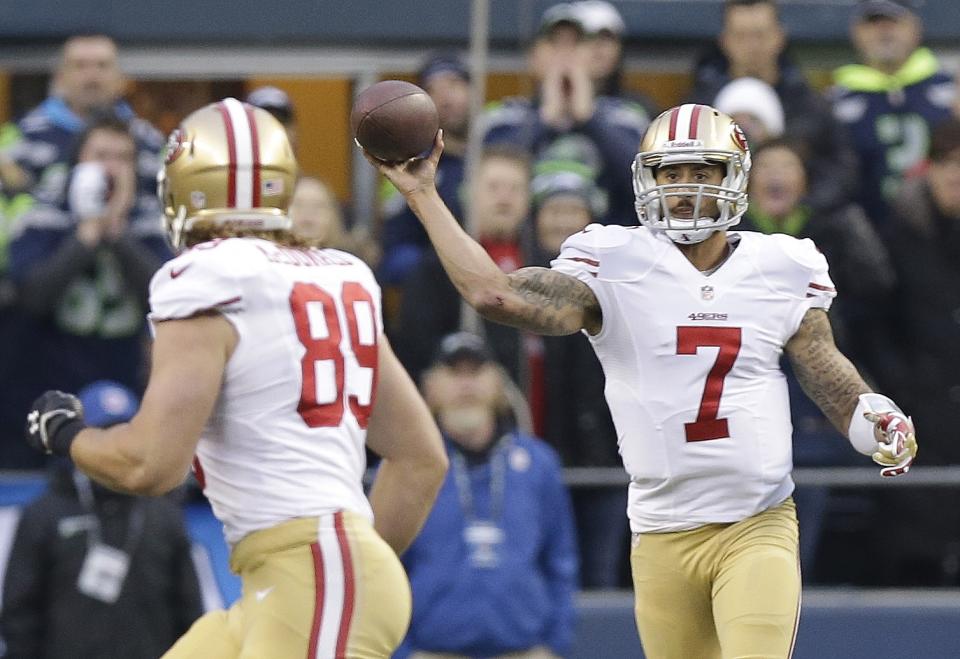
[
  {"xmin": 477, "ymin": 267, "xmax": 601, "ymax": 336},
  {"xmin": 785, "ymin": 309, "xmax": 871, "ymax": 435}
]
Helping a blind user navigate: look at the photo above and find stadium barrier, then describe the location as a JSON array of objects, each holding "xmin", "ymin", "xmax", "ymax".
[{"xmin": 1, "ymin": 468, "xmax": 958, "ymax": 658}]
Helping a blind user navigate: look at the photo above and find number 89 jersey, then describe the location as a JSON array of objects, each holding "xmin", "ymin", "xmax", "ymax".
[
  {"xmin": 552, "ymin": 225, "xmax": 836, "ymax": 534},
  {"xmin": 149, "ymin": 237, "xmax": 380, "ymax": 545}
]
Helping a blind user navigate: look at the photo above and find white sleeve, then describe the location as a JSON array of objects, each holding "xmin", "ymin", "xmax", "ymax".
[
  {"xmin": 796, "ymin": 238, "xmax": 837, "ymax": 311},
  {"xmin": 148, "ymin": 249, "xmax": 245, "ymax": 324},
  {"xmin": 550, "ymin": 223, "xmax": 605, "ymax": 284}
]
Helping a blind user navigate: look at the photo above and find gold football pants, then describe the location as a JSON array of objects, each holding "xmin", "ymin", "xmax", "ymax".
[
  {"xmin": 631, "ymin": 498, "xmax": 801, "ymax": 659},
  {"xmin": 163, "ymin": 511, "xmax": 411, "ymax": 658}
]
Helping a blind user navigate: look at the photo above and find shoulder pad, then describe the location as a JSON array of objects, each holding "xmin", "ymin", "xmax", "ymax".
[
  {"xmin": 561, "ymin": 223, "xmax": 633, "ymax": 252},
  {"xmin": 148, "ymin": 239, "xmax": 255, "ymax": 322}
]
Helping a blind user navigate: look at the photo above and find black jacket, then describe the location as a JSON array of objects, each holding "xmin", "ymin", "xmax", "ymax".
[
  {"xmin": 887, "ymin": 178, "xmax": 960, "ymax": 465},
  {"xmin": 392, "ymin": 251, "xmax": 524, "ymax": 384},
  {"xmin": 1, "ymin": 466, "xmax": 203, "ymax": 659},
  {"xmin": 739, "ymin": 203, "xmax": 897, "ymax": 391}
]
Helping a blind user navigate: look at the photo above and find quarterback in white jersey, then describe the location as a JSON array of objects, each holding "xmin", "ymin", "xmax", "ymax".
[
  {"xmin": 26, "ymin": 99, "xmax": 447, "ymax": 659},
  {"xmin": 552, "ymin": 225, "xmax": 836, "ymax": 534},
  {"xmin": 364, "ymin": 104, "xmax": 917, "ymax": 658}
]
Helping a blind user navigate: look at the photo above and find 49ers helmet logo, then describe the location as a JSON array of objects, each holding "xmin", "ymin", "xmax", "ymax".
[
  {"xmin": 164, "ymin": 128, "xmax": 186, "ymax": 165},
  {"xmin": 731, "ymin": 123, "xmax": 748, "ymax": 152}
]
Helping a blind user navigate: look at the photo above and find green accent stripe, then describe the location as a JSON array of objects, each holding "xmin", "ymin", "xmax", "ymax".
[{"xmin": 833, "ymin": 48, "xmax": 941, "ymax": 92}]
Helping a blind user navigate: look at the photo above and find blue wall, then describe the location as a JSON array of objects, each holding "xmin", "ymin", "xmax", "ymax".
[{"xmin": 1, "ymin": 1, "xmax": 959, "ymax": 45}]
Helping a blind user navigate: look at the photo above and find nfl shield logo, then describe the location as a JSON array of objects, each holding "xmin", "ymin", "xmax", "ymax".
[
  {"xmin": 262, "ymin": 178, "xmax": 284, "ymax": 196},
  {"xmin": 701, "ymin": 285, "xmax": 714, "ymax": 300}
]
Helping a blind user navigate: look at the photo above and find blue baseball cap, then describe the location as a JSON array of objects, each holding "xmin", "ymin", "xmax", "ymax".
[
  {"xmin": 434, "ymin": 332, "xmax": 494, "ymax": 366},
  {"xmin": 418, "ymin": 52, "xmax": 470, "ymax": 86},
  {"xmin": 78, "ymin": 380, "xmax": 139, "ymax": 428}
]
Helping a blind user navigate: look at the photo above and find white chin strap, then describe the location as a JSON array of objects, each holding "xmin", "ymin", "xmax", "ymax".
[
  {"xmin": 168, "ymin": 205, "xmax": 189, "ymax": 251},
  {"xmin": 664, "ymin": 224, "xmax": 721, "ymax": 245}
]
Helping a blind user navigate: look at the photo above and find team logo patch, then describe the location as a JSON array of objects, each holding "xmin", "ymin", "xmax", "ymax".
[
  {"xmin": 164, "ymin": 128, "xmax": 186, "ymax": 165},
  {"xmin": 701, "ymin": 285, "xmax": 715, "ymax": 300}
]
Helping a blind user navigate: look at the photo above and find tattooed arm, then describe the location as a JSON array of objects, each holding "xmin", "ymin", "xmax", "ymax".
[
  {"xmin": 784, "ymin": 308, "xmax": 872, "ymax": 434},
  {"xmin": 366, "ymin": 135, "xmax": 601, "ymax": 336},
  {"xmin": 405, "ymin": 187, "xmax": 601, "ymax": 336}
]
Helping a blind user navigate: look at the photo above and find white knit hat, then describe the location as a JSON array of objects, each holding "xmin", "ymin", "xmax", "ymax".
[{"xmin": 713, "ymin": 77, "xmax": 785, "ymax": 138}]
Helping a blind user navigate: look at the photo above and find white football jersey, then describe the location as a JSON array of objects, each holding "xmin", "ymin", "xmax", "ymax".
[
  {"xmin": 149, "ymin": 237, "xmax": 381, "ymax": 544},
  {"xmin": 552, "ymin": 225, "xmax": 836, "ymax": 533}
]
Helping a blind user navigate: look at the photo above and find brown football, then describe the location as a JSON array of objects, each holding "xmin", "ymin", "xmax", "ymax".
[{"xmin": 350, "ymin": 80, "xmax": 439, "ymax": 162}]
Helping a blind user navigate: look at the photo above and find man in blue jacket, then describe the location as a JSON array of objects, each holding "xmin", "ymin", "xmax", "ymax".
[
  {"xmin": 0, "ymin": 34, "xmax": 164, "ymax": 217},
  {"xmin": 398, "ymin": 332, "xmax": 579, "ymax": 659}
]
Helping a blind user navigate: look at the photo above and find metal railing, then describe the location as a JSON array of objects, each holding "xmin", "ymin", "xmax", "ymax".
[{"xmin": 563, "ymin": 466, "xmax": 960, "ymax": 488}]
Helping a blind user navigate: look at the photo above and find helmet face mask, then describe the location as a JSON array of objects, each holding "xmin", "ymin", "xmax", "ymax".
[
  {"xmin": 159, "ymin": 97, "xmax": 298, "ymax": 250},
  {"xmin": 632, "ymin": 105, "xmax": 751, "ymax": 244}
]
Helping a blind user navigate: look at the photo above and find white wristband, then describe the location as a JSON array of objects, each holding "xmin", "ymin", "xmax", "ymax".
[{"xmin": 847, "ymin": 393, "xmax": 902, "ymax": 456}]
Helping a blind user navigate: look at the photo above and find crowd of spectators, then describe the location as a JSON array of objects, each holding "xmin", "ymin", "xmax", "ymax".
[{"xmin": 0, "ymin": 5, "xmax": 959, "ymax": 656}]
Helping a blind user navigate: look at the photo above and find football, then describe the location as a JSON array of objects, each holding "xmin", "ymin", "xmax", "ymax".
[{"xmin": 350, "ymin": 80, "xmax": 439, "ymax": 162}]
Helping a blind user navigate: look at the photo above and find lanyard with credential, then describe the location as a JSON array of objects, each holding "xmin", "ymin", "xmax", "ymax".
[
  {"xmin": 73, "ymin": 471, "xmax": 146, "ymax": 553},
  {"xmin": 450, "ymin": 433, "xmax": 511, "ymax": 524}
]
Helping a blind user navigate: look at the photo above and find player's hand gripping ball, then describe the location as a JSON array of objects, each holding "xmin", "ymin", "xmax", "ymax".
[{"xmin": 350, "ymin": 80, "xmax": 439, "ymax": 162}]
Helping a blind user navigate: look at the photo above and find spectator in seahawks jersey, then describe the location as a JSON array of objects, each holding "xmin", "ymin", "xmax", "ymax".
[
  {"xmin": 830, "ymin": 0, "xmax": 956, "ymax": 230},
  {"xmin": 7, "ymin": 115, "xmax": 168, "ymax": 402}
]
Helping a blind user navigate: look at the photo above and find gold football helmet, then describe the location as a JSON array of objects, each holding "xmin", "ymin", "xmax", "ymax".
[
  {"xmin": 632, "ymin": 104, "xmax": 751, "ymax": 244},
  {"xmin": 159, "ymin": 97, "xmax": 298, "ymax": 249}
]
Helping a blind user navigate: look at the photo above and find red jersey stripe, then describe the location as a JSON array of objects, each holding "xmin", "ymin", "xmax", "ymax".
[
  {"xmin": 562, "ymin": 256, "xmax": 600, "ymax": 267},
  {"xmin": 191, "ymin": 456, "xmax": 206, "ymax": 489}
]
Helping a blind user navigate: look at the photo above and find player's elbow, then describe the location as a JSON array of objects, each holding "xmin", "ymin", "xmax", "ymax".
[
  {"xmin": 118, "ymin": 461, "xmax": 184, "ymax": 497},
  {"xmin": 472, "ymin": 286, "xmax": 512, "ymax": 319},
  {"xmin": 413, "ymin": 427, "xmax": 449, "ymax": 491}
]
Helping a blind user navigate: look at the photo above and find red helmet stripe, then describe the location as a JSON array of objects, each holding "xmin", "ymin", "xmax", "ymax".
[
  {"xmin": 667, "ymin": 107, "xmax": 680, "ymax": 140},
  {"xmin": 689, "ymin": 104, "xmax": 703, "ymax": 139},
  {"xmin": 245, "ymin": 104, "xmax": 262, "ymax": 207},
  {"xmin": 216, "ymin": 101, "xmax": 238, "ymax": 207}
]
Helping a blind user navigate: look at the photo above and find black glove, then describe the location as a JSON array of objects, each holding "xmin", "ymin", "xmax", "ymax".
[{"xmin": 26, "ymin": 391, "xmax": 86, "ymax": 457}]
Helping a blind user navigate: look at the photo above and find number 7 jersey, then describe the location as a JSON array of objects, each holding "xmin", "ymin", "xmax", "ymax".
[
  {"xmin": 149, "ymin": 237, "xmax": 381, "ymax": 545},
  {"xmin": 552, "ymin": 225, "xmax": 836, "ymax": 533}
]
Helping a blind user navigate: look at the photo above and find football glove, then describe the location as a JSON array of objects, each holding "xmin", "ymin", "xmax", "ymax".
[
  {"xmin": 864, "ymin": 410, "xmax": 918, "ymax": 478},
  {"xmin": 26, "ymin": 391, "xmax": 86, "ymax": 457},
  {"xmin": 848, "ymin": 393, "xmax": 917, "ymax": 478}
]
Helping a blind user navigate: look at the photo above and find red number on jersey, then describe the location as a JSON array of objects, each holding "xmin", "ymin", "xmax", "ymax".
[
  {"xmin": 289, "ymin": 281, "xmax": 378, "ymax": 429},
  {"xmin": 676, "ymin": 326, "xmax": 742, "ymax": 442}
]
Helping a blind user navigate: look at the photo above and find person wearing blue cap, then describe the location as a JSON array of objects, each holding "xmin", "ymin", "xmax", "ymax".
[
  {"xmin": 379, "ymin": 51, "xmax": 470, "ymax": 289},
  {"xmin": 2, "ymin": 380, "xmax": 203, "ymax": 658},
  {"xmin": 395, "ymin": 332, "xmax": 578, "ymax": 659},
  {"xmin": 245, "ymin": 86, "xmax": 298, "ymax": 153}
]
